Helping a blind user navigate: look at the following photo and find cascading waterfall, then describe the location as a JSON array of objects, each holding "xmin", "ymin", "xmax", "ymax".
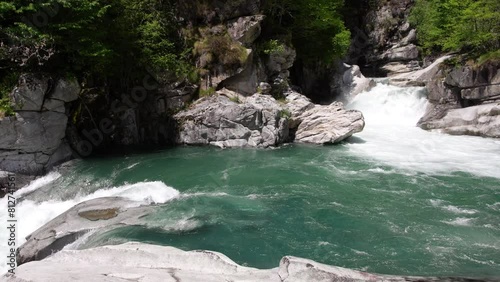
[{"xmin": 346, "ymin": 81, "xmax": 500, "ymax": 178}]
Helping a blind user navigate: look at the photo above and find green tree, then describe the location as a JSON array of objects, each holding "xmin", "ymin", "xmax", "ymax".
[
  {"xmin": 264, "ymin": 0, "xmax": 351, "ymax": 63},
  {"xmin": 0, "ymin": 0, "xmax": 191, "ymax": 80},
  {"xmin": 410, "ymin": 0, "xmax": 500, "ymax": 56}
]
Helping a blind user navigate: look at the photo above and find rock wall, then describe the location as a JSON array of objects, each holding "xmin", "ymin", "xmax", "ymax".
[
  {"xmin": 418, "ymin": 62, "xmax": 500, "ymax": 137},
  {"xmin": 0, "ymin": 74, "xmax": 80, "ymax": 175},
  {"xmin": 347, "ymin": 0, "xmax": 419, "ymax": 77}
]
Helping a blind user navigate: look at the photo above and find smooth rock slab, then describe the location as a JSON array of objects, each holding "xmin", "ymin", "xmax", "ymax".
[
  {"xmin": 16, "ymin": 197, "xmax": 156, "ymax": 265},
  {"xmin": 4, "ymin": 242, "xmax": 488, "ymax": 282},
  {"xmin": 0, "ymin": 111, "xmax": 67, "ymax": 153},
  {"xmin": 294, "ymin": 102, "xmax": 365, "ymax": 144},
  {"xmin": 285, "ymin": 92, "xmax": 365, "ymax": 144}
]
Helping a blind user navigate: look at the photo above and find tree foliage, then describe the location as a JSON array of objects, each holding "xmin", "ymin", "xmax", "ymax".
[
  {"xmin": 0, "ymin": 0, "xmax": 191, "ymax": 80},
  {"xmin": 263, "ymin": 0, "xmax": 351, "ymax": 64},
  {"xmin": 410, "ymin": 0, "xmax": 500, "ymax": 55}
]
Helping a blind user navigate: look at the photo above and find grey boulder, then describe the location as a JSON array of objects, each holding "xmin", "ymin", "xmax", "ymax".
[
  {"xmin": 174, "ymin": 90, "xmax": 288, "ymax": 148},
  {"xmin": 285, "ymin": 91, "xmax": 365, "ymax": 144}
]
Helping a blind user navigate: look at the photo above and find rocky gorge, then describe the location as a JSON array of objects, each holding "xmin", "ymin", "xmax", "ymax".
[{"xmin": 1, "ymin": 0, "xmax": 500, "ymax": 281}]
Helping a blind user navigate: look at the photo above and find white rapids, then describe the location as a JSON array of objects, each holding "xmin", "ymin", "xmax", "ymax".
[{"xmin": 346, "ymin": 82, "xmax": 500, "ymax": 179}]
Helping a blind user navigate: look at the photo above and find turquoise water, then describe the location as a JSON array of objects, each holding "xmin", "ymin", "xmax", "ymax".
[
  {"xmin": 4, "ymin": 83, "xmax": 500, "ymax": 277},
  {"xmin": 22, "ymin": 145, "xmax": 500, "ymax": 277}
]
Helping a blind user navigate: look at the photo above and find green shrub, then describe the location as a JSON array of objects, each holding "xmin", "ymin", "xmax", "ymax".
[
  {"xmin": 263, "ymin": 0, "xmax": 351, "ymax": 63},
  {"xmin": 229, "ymin": 95, "xmax": 241, "ymax": 104},
  {"xmin": 0, "ymin": 98, "xmax": 14, "ymax": 118},
  {"xmin": 194, "ymin": 33, "xmax": 248, "ymax": 70},
  {"xmin": 279, "ymin": 109, "xmax": 291, "ymax": 119},
  {"xmin": 477, "ymin": 50, "xmax": 500, "ymax": 65},
  {"xmin": 0, "ymin": 0, "xmax": 193, "ymax": 83},
  {"xmin": 0, "ymin": 72, "xmax": 18, "ymax": 117},
  {"xmin": 199, "ymin": 87, "xmax": 216, "ymax": 97},
  {"xmin": 262, "ymin": 39, "xmax": 286, "ymax": 55}
]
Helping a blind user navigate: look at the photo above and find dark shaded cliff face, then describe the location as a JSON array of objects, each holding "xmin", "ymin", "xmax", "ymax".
[
  {"xmin": 177, "ymin": 0, "xmax": 261, "ymax": 25},
  {"xmin": 290, "ymin": 61, "xmax": 335, "ymax": 104}
]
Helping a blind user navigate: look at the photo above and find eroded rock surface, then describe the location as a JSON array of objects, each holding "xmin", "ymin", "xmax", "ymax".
[
  {"xmin": 417, "ymin": 61, "xmax": 500, "ymax": 138},
  {"xmin": 175, "ymin": 88, "xmax": 365, "ymax": 147},
  {"xmin": 0, "ymin": 75, "xmax": 80, "ymax": 175},
  {"xmin": 419, "ymin": 103, "xmax": 500, "ymax": 138},
  {"xmin": 285, "ymin": 91, "xmax": 365, "ymax": 144},
  {"xmin": 174, "ymin": 90, "xmax": 289, "ymax": 148},
  {"xmin": 16, "ymin": 197, "xmax": 156, "ymax": 265},
  {"xmin": 342, "ymin": 64, "xmax": 376, "ymax": 96},
  {"xmin": 6, "ymin": 242, "xmax": 490, "ymax": 282}
]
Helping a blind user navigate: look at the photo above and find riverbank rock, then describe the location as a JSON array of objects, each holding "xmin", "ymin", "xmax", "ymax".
[
  {"xmin": 6, "ymin": 242, "xmax": 490, "ymax": 282},
  {"xmin": 417, "ymin": 61, "xmax": 500, "ymax": 138},
  {"xmin": 174, "ymin": 90, "xmax": 289, "ymax": 148},
  {"xmin": 285, "ymin": 91, "xmax": 365, "ymax": 144},
  {"xmin": 0, "ymin": 75, "xmax": 80, "ymax": 175},
  {"xmin": 294, "ymin": 102, "xmax": 365, "ymax": 144},
  {"xmin": 419, "ymin": 103, "xmax": 500, "ymax": 138},
  {"xmin": 174, "ymin": 88, "xmax": 365, "ymax": 147},
  {"xmin": 389, "ymin": 55, "xmax": 452, "ymax": 87}
]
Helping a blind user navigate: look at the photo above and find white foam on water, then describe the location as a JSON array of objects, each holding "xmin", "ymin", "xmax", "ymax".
[
  {"xmin": 487, "ymin": 202, "xmax": 500, "ymax": 211},
  {"xmin": 126, "ymin": 163, "xmax": 140, "ymax": 170},
  {"xmin": 15, "ymin": 172, "xmax": 62, "ymax": 197},
  {"xmin": 442, "ymin": 217, "xmax": 475, "ymax": 226},
  {"xmin": 351, "ymin": 249, "xmax": 370, "ymax": 256},
  {"xmin": 346, "ymin": 83, "xmax": 500, "ymax": 178},
  {"xmin": 443, "ymin": 205, "xmax": 477, "ymax": 215},
  {"xmin": 430, "ymin": 199, "xmax": 444, "ymax": 207},
  {"xmin": 0, "ymin": 180, "xmax": 180, "ymax": 274},
  {"xmin": 181, "ymin": 192, "xmax": 229, "ymax": 199},
  {"xmin": 159, "ymin": 218, "xmax": 202, "ymax": 232},
  {"xmin": 429, "ymin": 200, "xmax": 477, "ymax": 215}
]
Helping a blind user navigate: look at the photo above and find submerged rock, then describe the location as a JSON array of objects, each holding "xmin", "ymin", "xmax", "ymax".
[
  {"xmin": 6, "ymin": 242, "xmax": 492, "ymax": 282},
  {"xmin": 16, "ymin": 197, "xmax": 155, "ymax": 265}
]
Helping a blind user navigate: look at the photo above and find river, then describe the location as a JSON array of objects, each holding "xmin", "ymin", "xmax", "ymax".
[{"xmin": 1, "ymin": 82, "xmax": 499, "ymax": 277}]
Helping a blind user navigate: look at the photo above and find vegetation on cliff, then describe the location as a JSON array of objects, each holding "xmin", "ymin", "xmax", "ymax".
[
  {"xmin": 0, "ymin": 0, "xmax": 192, "ymax": 79},
  {"xmin": 410, "ymin": 0, "xmax": 500, "ymax": 60},
  {"xmin": 263, "ymin": 0, "xmax": 350, "ymax": 64},
  {"xmin": 0, "ymin": 0, "xmax": 351, "ymax": 77},
  {"xmin": 0, "ymin": 0, "xmax": 353, "ymax": 118}
]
